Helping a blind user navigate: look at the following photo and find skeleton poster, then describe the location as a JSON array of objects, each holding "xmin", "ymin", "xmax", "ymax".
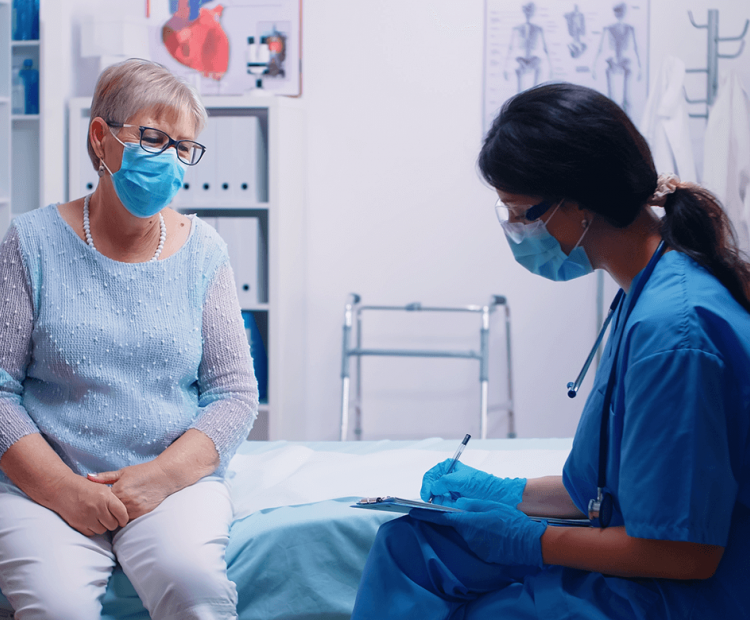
[{"xmin": 484, "ymin": 1, "xmax": 649, "ymax": 132}]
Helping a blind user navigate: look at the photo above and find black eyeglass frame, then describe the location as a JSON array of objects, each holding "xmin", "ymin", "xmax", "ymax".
[{"xmin": 106, "ymin": 121, "xmax": 206, "ymax": 166}]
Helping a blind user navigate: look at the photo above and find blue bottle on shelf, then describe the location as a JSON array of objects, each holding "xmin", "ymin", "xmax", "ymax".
[
  {"xmin": 12, "ymin": 0, "xmax": 34, "ymax": 41},
  {"xmin": 19, "ymin": 59, "xmax": 39, "ymax": 115},
  {"xmin": 242, "ymin": 311, "xmax": 268, "ymax": 403},
  {"xmin": 11, "ymin": 64, "xmax": 25, "ymax": 115},
  {"xmin": 31, "ymin": 0, "xmax": 39, "ymax": 40}
]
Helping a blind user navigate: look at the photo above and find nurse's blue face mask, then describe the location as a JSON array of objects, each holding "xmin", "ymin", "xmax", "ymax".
[
  {"xmin": 100, "ymin": 127, "xmax": 187, "ymax": 219},
  {"xmin": 495, "ymin": 197, "xmax": 594, "ymax": 281}
]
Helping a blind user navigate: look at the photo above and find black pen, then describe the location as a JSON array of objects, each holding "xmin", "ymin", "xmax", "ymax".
[{"xmin": 428, "ymin": 434, "xmax": 471, "ymax": 503}]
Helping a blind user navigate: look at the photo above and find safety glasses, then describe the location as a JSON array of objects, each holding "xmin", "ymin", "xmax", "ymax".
[{"xmin": 494, "ymin": 197, "xmax": 554, "ymax": 224}]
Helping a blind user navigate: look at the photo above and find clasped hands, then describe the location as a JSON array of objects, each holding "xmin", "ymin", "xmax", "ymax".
[
  {"xmin": 55, "ymin": 461, "xmax": 174, "ymax": 537},
  {"xmin": 413, "ymin": 460, "xmax": 547, "ymax": 567}
]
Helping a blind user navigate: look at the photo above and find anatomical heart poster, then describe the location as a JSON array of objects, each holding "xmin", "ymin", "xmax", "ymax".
[
  {"xmin": 483, "ymin": 1, "xmax": 649, "ymax": 132},
  {"xmin": 149, "ymin": 0, "xmax": 301, "ymax": 96}
]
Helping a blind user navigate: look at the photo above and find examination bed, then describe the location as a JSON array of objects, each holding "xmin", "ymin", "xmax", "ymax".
[{"xmin": 0, "ymin": 438, "xmax": 572, "ymax": 619}]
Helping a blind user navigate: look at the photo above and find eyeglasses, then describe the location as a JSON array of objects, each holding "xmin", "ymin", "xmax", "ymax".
[
  {"xmin": 106, "ymin": 122, "xmax": 206, "ymax": 166},
  {"xmin": 494, "ymin": 197, "xmax": 554, "ymax": 224}
]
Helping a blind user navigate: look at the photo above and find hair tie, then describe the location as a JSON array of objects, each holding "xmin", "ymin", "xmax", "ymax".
[{"xmin": 651, "ymin": 173, "xmax": 680, "ymax": 206}]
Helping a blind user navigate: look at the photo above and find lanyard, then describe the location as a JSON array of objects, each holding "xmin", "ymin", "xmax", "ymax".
[{"xmin": 588, "ymin": 240, "xmax": 666, "ymax": 528}]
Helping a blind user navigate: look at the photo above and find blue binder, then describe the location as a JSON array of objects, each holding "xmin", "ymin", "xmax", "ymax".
[{"xmin": 242, "ymin": 311, "xmax": 268, "ymax": 403}]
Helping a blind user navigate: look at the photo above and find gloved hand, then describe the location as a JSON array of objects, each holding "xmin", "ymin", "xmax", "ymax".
[
  {"xmin": 410, "ymin": 498, "xmax": 547, "ymax": 567},
  {"xmin": 420, "ymin": 460, "xmax": 527, "ymax": 508}
]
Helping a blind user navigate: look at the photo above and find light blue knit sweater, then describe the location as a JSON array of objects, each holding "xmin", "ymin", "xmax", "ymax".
[{"xmin": 0, "ymin": 205, "xmax": 258, "ymax": 480}]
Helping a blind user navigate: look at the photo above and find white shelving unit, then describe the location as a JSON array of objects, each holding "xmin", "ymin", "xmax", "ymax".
[
  {"xmin": 0, "ymin": 0, "xmax": 12, "ymax": 236},
  {"xmin": 68, "ymin": 94, "xmax": 307, "ymax": 441},
  {"xmin": 0, "ymin": 1, "xmax": 42, "ymax": 240}
]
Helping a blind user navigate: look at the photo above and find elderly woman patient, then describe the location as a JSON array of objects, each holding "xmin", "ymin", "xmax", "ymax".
[{"xmin": 0, "ymin": 59, "xmax": 257, "ymax": 619}]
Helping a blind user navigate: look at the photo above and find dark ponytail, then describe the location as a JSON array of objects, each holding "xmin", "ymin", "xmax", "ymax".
[
  {"xmin": 479, "ymin": 82, "xmax": 750, "ymax": 313},
  {"xmin": 661, "ymin": 186, "xmax": 750, "ymax": 313}
]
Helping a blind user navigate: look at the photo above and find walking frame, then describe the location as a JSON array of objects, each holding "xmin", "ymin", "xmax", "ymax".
[{"xmin": 339, "ymin": 294, "xmax": 515, "ymax": 441}]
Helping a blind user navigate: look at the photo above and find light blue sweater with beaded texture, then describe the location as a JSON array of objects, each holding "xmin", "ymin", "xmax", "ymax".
[{"xmin": 0, "ymin": 205, "xmax": 258, "ymax": 480}]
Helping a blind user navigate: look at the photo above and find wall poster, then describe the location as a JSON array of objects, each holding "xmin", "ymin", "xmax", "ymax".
[
  {"xmin": 147, "ymin": 0, "xmax": 302, "ymax": 96},
  {"xmin": 483, "ymin": 1, "xmax": 649, "ymax": 132}
]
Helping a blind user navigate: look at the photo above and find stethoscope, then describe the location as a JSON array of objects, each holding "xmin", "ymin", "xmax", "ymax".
[{"xmin": 567, "ymin": 240, "xmax": 667, "ymax": 528}]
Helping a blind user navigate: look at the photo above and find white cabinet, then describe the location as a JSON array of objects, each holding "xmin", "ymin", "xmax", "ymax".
[
  {"xmin": 0, "ymin": 0, "xmax": 42, "ymax": 239},
  {"xmin": 68, "ymin": 95, "xmax": 307, "ymax": 441},
  {"xmin": 0, "ymin": 0, "xmax": 10, "ymax": 235}
]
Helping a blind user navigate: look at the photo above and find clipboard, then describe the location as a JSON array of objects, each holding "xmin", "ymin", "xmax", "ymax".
[
  {"xmin": 352, "ymin": 497, "xmax": 591, "ymax": 526},
  {"xmin": 352, "ymin": 497, "xmax": 464, "ymax": 514}
]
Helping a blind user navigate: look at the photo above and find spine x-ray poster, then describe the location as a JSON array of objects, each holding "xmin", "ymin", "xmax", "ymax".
[{"xmin": 484, "ymin": 1, "xmax": 649, "ymax": 132}]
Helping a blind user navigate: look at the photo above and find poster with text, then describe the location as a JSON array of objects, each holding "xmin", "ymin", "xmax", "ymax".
[{"xmin": 484, "ymin": 1, "xmax": 649, "ymax": 132}]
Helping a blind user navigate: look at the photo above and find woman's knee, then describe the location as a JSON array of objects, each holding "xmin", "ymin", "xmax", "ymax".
[{"xmin": 132, "ymin": 549, "xmax": 237, "ymax": 618}]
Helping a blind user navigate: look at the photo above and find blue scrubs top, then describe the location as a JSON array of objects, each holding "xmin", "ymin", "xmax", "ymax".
[{"xmin": 562, "ymin": 251, "xmax": 750, "ymax": 617}]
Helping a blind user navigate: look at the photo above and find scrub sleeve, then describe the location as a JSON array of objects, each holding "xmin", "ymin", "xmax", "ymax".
[
  {"xmin": 563, "ymin": 253, "xmax": 747, "ymax": 617},
  {"xmin": 564, "ymin": 288, "xmax": 736, "ymax": 546}
]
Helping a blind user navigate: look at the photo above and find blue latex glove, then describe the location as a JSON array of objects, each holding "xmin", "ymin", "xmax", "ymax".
[
  {"xmin": 420, "ymin": 460, "xmax": 527, "ymax": 508},
  {"xmin": 411, "ymin": 498, "xmax": 547, "ymax": 567}
]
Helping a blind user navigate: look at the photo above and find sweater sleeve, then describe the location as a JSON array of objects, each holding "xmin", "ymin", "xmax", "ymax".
[
  {"xmin": 190, "ymin": 260, "xmax": 258, "ymax": 473},
  {"xmin": 0, "ymin": 226, "xmax": 40, "ymax": 457}
]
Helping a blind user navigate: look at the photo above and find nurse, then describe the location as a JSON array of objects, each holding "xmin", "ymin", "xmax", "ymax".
[{"xmin": 351, "ymin": 83, "xmax": 750, "ymax": 619}]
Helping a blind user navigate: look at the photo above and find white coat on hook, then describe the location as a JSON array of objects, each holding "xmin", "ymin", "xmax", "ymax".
[
  {"xmin": 639, "ymin": 56, "xmax": 697, "ymax": 183},
  {"xmin": 704, "ymin": 71, "xmax": 750, "ymax": 253}
]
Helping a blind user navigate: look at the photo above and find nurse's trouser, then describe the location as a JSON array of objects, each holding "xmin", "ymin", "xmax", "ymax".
[
  {"xmin": 351, "ymin": 516, "xmax": 663, "ymax": 620},
  {"xmin": 0, "ymin": 477, "xmax": 237, "ymax": 620}
]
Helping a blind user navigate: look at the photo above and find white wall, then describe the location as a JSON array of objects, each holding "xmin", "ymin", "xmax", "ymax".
[
  {"xmin": 41, "ymin": 0, "xmax": 750, "ymax": 441},
  {"xmin": 301, "ymin": 0, "xmax": 600, "ymax": 441},
  {"xmin": 299, "ymin": 0, "xmax": 750, "ymax": 441}
]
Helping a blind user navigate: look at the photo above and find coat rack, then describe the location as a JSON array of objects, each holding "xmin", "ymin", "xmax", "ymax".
[{"xmin": 684, "ymin": 9, "xmax": 749, "ymax": 119}]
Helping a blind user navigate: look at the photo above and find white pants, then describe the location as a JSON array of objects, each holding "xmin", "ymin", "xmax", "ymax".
[{"xmin": 0, "ymin": 477, "xmax": 237, "ymax": 620}]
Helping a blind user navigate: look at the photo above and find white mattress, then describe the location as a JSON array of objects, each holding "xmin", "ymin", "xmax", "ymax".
[{"xmin": 228, "ymin": 437, "xmax": 574, "ymax": 519}]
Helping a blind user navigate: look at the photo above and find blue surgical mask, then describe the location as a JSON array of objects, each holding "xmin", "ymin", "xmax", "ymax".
[
  {"xmin": 501, "ymin": 204, "xmax": 594, "ymax": 281},
  {"xmin": 101, "ymin": 138, "xmax": 186, "ymax": 218}
]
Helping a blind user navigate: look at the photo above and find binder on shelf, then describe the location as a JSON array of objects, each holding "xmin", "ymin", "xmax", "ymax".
[
  {"xmin": 213, "ymin": 116, "xmax": 236, "ymax": 203},
  {"xmin": 182, "ymin": 119, "xmax": 218, "ymax": 206},
  {"xmin": 214, "ymin": 115, "xmax": 268, "ymax": 204},
  {"xmin": 242, "ymin": 310, "xmax": 268, "ymax": 403},
  {"xmin": 214, "ymin": 216, "xmax": 263, "ymax": 307}
]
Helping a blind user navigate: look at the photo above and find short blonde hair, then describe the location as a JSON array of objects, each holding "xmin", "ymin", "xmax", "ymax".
[{"xmin": 87, "ymin": 58, "xmax": 208, "ymax": 169}]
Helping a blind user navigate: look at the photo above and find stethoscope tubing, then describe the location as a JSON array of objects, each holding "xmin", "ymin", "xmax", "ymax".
[
  {"xmin": 567, "ymin": 289, "xmax": 624, "ymax": 398},
  {"xmin": 568, "ymin": 240, "xmax": 667, "ymax": 528}
]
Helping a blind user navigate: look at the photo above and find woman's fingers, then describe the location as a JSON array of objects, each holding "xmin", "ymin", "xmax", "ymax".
[
  {"xmin": 89, "ymin": 520, "xmax": 107, "ymax": 536},
  {"xmin": 87, "ymin": 470, "xmax": 121, "ymax": 484},
  {"xmin": 107, "ymin": 494, "xmax": 130, "ymax": 527}
]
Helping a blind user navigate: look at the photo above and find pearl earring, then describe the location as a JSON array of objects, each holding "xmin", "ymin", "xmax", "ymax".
[
  {"xmin": 582, "ymin": 218, "xmax": 589, "ymax": 228},
  {"xmin": 98, "ymin": 162, "xmax": 105, "ymax": 177}
]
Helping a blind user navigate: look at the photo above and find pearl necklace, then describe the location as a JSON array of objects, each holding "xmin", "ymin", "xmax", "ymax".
[{"xmin": 83, "ymin": 194, "xmax": 167, "ymax": 262}]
